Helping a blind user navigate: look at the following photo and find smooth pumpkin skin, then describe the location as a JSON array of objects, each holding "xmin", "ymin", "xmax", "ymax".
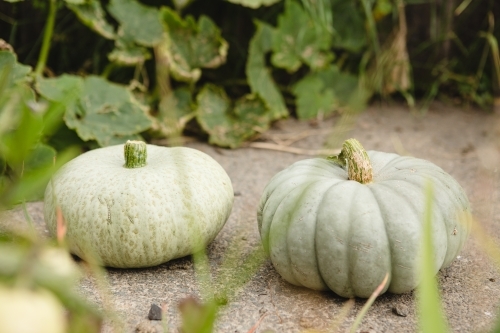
[
  {"xmin": 44, "ymin": 144, "xmax": 233, "ymax": 268},
  {"xmin": 257, "ymin": 151, "xmax": 471, "ymax": 298}
]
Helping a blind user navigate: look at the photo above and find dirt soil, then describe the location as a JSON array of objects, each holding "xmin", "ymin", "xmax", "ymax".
[{"xmin": 6, "ymin": 103, "xmax": 500, "ymax": 333}]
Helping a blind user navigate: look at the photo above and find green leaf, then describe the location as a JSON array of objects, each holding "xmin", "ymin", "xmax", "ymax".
[
  {"xmin": 66, "ymin": 0, "xmax": 116, "ymax": 40},
  {"xmin": 0, "ymin": 51, "xmax": 32, "ymax": 89},
  {"xmin": 225, "ymin": 0, "xmax": 282, "ymax": 8},
  {"xmin": 37, "ymin": 75, "xmax": 152, "ymax": 147},
  {"xmin": 292, "ymin": 65, "xmax": 359, "ymax": 119},
  {"xmin": 292, "ymin": 74, "xmax": 336, "ymax": 120},
  {"xmin": 157, "ymin": 8, "xmax": 228, "ymax": 83},
  {"xmin": 271, "ymin": 0, "xmax": 333, "ymax": 72},
  {"xmin": 0, "ymin": 85, "xmax": 44, "ymax": 168},
  {"xmin": 20, "ymin": 143, "xmax": 57, "ymax": 200},
  {"xmin": 107, "ymin": 0, "xmax": 163, "ymax": 47},
  {"xmin": 36, "ymin": 74, "xmax": 83, "ymax": 101},
  {"xmin": 417, "ymin": 182, "xmax": 450, "ymax": 333},
  {"xmin": 330, "ymin": 0, "xmax": 367, "ymax": 52},
  {"xmin": 1, "ymin": 147, "xmax": 79, "ymax": 206},
  {"xmin": 196, "ymin": 84, "xmax": 271, "ymax": 148},
  {"xmin": 152, "ymin": 87, "xmax": 195, "ymax": 137},
  {"xmin": 246, "ymin": 21, "xmax": 288, "ymax": 120},
  {"xmin": 23, "ymin": 143, "xmax": 56, "ymax": 173}
]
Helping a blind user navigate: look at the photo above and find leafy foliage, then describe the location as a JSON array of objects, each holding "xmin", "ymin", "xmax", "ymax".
[
  {"xmin": 292, "ymin": 64, "xmax": 360, "ymax": 119},
  {"xmin": 107, "ymin": 0, "xmax": 163, "ymax": 48},
  {"xmin": 151, "ymin": 87, "xmax": 195, "ymax": 137},
  {"xmin": 246, "ymin": 21, "xmax": 288, "ymax": 120},
  {"xmin": 196, "ymin": 84, "xmax": 270, "ymax": 148},
  {"xmin": 1, "ymin": 0, "xmax": 499, "ymax": 150},
  {"xmin": 66, "ymin": 0, "xmax": 116, "ymax": 40},
  {"xmin": 271, "ymin": 0, "xmax": 333, "ymax": 72},
  {"xmin": 37, "ymin": 75, "xmax": 152, "ymax": 146},
  {"xmin": 158, "ymin": 7, "xmax": 228, "ymax": 83}
]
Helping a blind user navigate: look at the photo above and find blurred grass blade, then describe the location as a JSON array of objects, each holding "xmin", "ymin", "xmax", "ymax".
[
  {"xmin": 470, "ymin": 216, "xmax": 500, "ymax": 271},
  {"xmin": 479, "ymin": 31, "xmax": 500, "ymax": 89},
  {"xmin": 417, "ymin": 182, "xmax": 449, "ymax": 333},
  {"xmin": 454, "ymin": 0, "xmax": 473, "ymax": 16},
  {"xmin": 326, "ymin": 298, "xmax": 354, "ymax": 332},
  {"xmin": 178, "ymin": 296, "xmax": 217, "ymax": 333},
  {"xmin": 214, "ymin": 233, "xmax": 266, "ymax": 304},
  {"xmin": 349, "ymin": 273, "xmax": 389, "ymax": 333}
]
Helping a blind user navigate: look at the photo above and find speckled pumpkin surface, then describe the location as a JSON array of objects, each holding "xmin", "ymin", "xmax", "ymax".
[
  {"xmin": 44, "ymin": 143, "xmax": 234, "ymax": 268},
  {"xmin": 258, "ymin": 139, "xmax": 472, "ymax": 298}
]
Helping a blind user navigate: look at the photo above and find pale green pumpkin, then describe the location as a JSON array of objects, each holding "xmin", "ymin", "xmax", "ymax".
[
  {"xmin": 0, "ymin": 287, "xmax": 66, "ymax": 333},
  {"xmin": 44, "ymin": 141, "xmax": 233, "ymax": 268},
  {"xmin": 258, "ymin": 139, "xmax": 471, "ymax": 298}
]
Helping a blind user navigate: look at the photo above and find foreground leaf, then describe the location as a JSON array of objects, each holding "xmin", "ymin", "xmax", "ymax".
[
  {"xmin": 271, "ymin": 0, "xmax": 333, "ymax": 72},
  {"xmin": 196, "ymin": 84, "xmax": 271, "ymax": 148},
  {"xmin": 37, "ymin": 75, "xmax": 152, "ymax": 146},
  {"xmin": 0, "ymin": 85, "xmax": 44, "ymax": 168},
  {"xmin": 0, "ymin": 51, "xmax": 32, "ymax": 89},
  {"xmin": 246, "ymin": 21, "xmax": 288, "ymax": 120},
  {"xmin": 157, "ymin": 8, "xmax": 228, "ymax": 83}
]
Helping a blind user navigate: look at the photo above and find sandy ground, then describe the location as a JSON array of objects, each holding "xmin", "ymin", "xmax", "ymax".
[{"xmin": 6, "ymin": 102, "xmax": 500, "ymax": 332}]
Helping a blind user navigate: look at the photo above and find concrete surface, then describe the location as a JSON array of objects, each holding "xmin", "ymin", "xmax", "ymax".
[{"xmin": 7, "ymin": 103, "xmax": 500, "ymax": 332}]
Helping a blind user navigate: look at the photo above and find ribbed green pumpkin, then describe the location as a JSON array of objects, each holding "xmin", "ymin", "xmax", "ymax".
[
  {"xmin": 44, "ymin": 141, "xmax": 233, "ymax": 268},
  {"xmin": 257, "ymin": 139, "xmax": 471, "ymax": 298}
]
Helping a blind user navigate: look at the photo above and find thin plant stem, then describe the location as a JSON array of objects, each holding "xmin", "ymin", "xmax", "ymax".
[
  {"xmin": 361, "ymin": 0, "xmax": 381, "ymax": 57},
  {"xmin": 349, "ymin": 273, "xmax": 389, "ymax": 333},
  {"xmin": 35, "ymin": 0, "xmax": 57, "ymax": 76}
]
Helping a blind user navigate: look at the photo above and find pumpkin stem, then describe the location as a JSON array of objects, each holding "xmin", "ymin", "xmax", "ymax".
[
  {"xmin": 329, "ymin": 138, "xmax": 373, "ymax": 184},
  {"xmin": 124, "ymin": 140, "xmax": 147, "ymax": 168}
]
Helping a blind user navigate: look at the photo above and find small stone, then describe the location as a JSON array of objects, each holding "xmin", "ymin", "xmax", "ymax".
[
  {"xmin": 490, "ymin": 278, "xmax": 496, "ymax": 282},
  {"xmin": 392, "ymin": 304, "xmax": 408, "ymax": 317},
  {"xmin": 148, "ymin": 303, "xmax": 162, "ymax": 321}
]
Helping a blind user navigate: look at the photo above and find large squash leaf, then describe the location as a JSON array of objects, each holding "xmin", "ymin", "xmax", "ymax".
[
  {"xmin": 292, "ymin": 65, "xmax": 360, "ymax": 119},
  {"xmin": 292, "ymin": 74, "xmax": 336, "ymax": 120},
  {"xmin": 246, "ymin": 21, "xmax": 288, "ymax": 120},
  {"xmin": 37, "ymin": 75, "xmax": 152, "ymax": 147},
  {"xmin": 196, "ymin": 84, "xmax": 271, "ymax": 148},
  {"xmin": 156, "ymin": 8, "xmax": 228, "ymax": 83},
  {"xmin": 225, "ymin": 0, "xmax": 282, "ymax": 8},
  {"xmin": 66, "ymin": 0, "xmax": 116, "ymax": 40},
  {"xmin": 107, "ymin": 0, "xmax": 163, "ymax": 47},
  {"xmin": 271, "ymin": 0, "xmax": 333, "ymax": 72},
  {"xmin": 330, "ymin": 0, "xmax": 367, "ymax": 52}
]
